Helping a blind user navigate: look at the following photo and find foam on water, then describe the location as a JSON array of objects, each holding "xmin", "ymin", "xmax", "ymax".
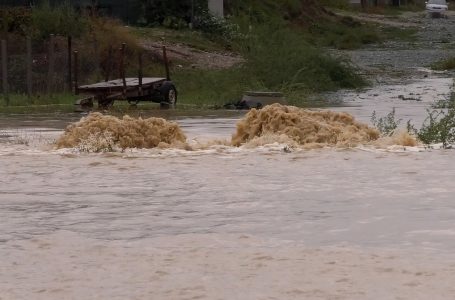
[
  {"xmin": 3, "ymin": 105, "xmax": 422, "ymax": 155},
  {"xmin": 56, "ymin": 113, "xmax": 188, "ymax": 152},
  {"xmin": 232, "ymin": 104, "xmax": 381, "ymax": 147}
]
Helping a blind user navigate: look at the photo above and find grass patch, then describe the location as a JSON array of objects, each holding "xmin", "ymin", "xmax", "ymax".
[
  {"xmin": 381, "ymin": 26, "xmax": 418, "ymax": 42},
  {"xmin": 308, "ymin": 16, "xmax": 418, "ymax": 50},
  {"xmin": 431, "ymin": 57, "xmax": 455, "ymax": 71},
  {"xmin": 348, "ymin": 3, "xmax": 425, "ymax": 16},
  {"xmin": 307, "ymin": 17, "xmax": 381, "ymax": 50},
  {"xmin": 0, "ymin": 103, "xmax": 75, "ymax": 114},
  {"xmin": 0, "ymin": 93, "xmax": 78, "ymax": 107}
]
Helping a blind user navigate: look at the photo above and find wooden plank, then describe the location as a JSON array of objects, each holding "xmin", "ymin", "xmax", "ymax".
[{"xmin": 78, "ymin": 77, "xmax": 166, "ymax": 90}]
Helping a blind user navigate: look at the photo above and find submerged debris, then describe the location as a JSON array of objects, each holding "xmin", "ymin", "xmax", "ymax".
[
  {"xmin": 56, "ymin": 113, "xmax": 188, "ymax": 152},
  {"xmin": 232, "ymin": 104, "xmax": 381, "ymax": 147}
]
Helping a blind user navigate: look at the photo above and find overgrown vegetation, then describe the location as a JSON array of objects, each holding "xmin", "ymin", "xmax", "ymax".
[
  {"xmin": 372, "ymin": 93, "xmax": 455, "ymax": 149},
  {"xmin": 0, "ymin": 3, "xmax": 87, "ymax": 38},
  {"xmin": 172, "ymin": 23, "xmax": 365, "ymax": 107},
  {"xmin": 412, "ymin": 93, "xmax": 455, "ymax": 148},
  {"xmin": 371, "ymin": 108, "xmax": 401, "ymax": 136},
  {"xmin": 414, "ymin": 108, "xmax": 455, "ymax": 148}
]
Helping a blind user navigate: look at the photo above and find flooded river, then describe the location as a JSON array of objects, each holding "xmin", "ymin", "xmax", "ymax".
[{"xmin": 1, "ymin": 74, "xmax": 455, "ymax": 299}]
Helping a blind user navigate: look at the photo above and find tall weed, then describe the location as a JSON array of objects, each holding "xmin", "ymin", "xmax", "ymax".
[
  {"xmin": 371, "ymin": 108, "xmax": 401, "ymax": 136},
  {"xmin": 415, "ymin": 107, "xmax": 455, "ymax": 148}
]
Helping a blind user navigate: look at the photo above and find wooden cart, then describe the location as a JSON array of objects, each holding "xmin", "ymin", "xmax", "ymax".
[
  {"xmin": 75, "ymin": 77, "xmax": 177, "ymax": 110},
  {"xmin": 73, "ymin": 45, "xmax": 177, "ymax": 111}
]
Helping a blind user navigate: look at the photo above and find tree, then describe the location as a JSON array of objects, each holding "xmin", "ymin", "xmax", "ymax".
[{"xmin": 139, "ymin": 0, "xmax": 207, "ymax": 26}]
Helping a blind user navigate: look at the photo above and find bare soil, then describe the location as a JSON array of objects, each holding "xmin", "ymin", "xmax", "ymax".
[{"xmin": 141, "ymin": 40, "xmax": 244, "ymax": 70}]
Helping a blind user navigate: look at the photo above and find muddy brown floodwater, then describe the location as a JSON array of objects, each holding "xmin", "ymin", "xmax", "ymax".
[
  {"xmin": 1, "ymin": 12, "xmax": 455, "ymax": 300},
  {"xmin": 1, "ymin": 102, "xmax": 455, "ymax": 300}
]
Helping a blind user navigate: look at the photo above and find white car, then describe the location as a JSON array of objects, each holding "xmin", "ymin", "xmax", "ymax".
[{"xmin": 426, "ymin": 0, "xmax": 449, "ymax": 17}]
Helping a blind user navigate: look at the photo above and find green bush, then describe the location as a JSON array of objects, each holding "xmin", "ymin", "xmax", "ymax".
[
  {"xmin": 31, "ymin": 1, "xmax": 88, "ymax": 39},
  {"xmin": 0, "ymin": 7, "xmax": 32, "ymax": 36},
  {"xmin": 371, "ymin": 108, "xmax": 401, "ymax": 136},
  {"xmin": 245, "ymin": 25, "xmax": 364, "ymax": 92},
  {"xmin": 416, "ymin": 108, "xmax": 455, "ymax": 148},
  {"xmin": 175, "ymin": 23, "xmax": 365, "ymax": 106},
  {"xmin": 194, "ymin": 12, "xmax": 243, "ymax": 44}
]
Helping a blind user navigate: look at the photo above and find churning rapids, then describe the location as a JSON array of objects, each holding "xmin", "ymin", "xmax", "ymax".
[{"xmin": 1, "ymin": 78, "xmax": 455, "ymax": 299}]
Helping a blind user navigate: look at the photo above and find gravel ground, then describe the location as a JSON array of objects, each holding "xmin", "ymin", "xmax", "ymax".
[{"xmin": 340, "ymin": 11, "xmax": 455, "ymax": 84}]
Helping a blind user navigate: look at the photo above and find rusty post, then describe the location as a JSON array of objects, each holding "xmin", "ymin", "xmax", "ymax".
[
  {"xmin": 47, "ymin": 34, "xmax": 55, "ymax": 94},
  {"xmin": 162, "ymin": 46, "xmax": 170, "ymax": 81},
  {"xmin": 26, "ymin": 37, "xmax": 32, "ymax": 98},
  {"xmin": 138, "ymin": 51, "xmax": 143, "ymax": 96},
  {"xmin": 67, "ymin": 36, "xmax": 72, "ymax": 90},
  {"xmin": 1, "ymin": 39, "xmax": 9, "ymax": 106},
  {"xmin": 105, "ymin": 45, "xmax": 113, "ymax": 82},
  {"xmin": 120, "ymin": 43, "xmax": 126, "ymax": 93},
  {"xmin": 73, "ymin": 50, "xmax": 79, "ymax": 95}
]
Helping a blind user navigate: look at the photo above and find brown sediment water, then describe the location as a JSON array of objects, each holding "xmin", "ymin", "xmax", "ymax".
[
  {"xmin": 232, "ymin": 104, "xmax": 381, "ymax": 147},
  {"xmin": 56, "ymin": 113, "xmax": 188, "ymax": 152},
  {"xmin": 54, "ymin": 105, "xmax": 418, "ymax": 152},
  {"xmin": 375, "ymin": 130, "xmax": 419, "ymax": 147}
]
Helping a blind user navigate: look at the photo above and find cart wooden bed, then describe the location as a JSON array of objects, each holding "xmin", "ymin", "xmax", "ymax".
[{"xmin": 73, "ymin": 45, "xmax": 177, "ymax": 111}]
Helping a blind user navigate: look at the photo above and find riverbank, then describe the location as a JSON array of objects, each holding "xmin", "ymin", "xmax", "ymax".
[{"xmin": 0, "ymin": 3, "xmax": 427, "ymax": 111}]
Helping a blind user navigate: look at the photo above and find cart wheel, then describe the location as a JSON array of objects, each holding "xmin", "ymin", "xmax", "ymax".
[
  {"xmin": 160, "ymin": 82, "xmax": 177, "ymax": 106},
  {"xmin": 128, "ymin": 99, "xmax": 140, "ymax": 105},
  {"xmin": 98, "ymin": 99, "xmax": 114, "ymax": 109}
]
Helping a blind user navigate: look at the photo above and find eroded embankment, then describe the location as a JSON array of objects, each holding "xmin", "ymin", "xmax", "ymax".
[
  {"xmin": 56, "ymin": 113, "xmax": 188, "ymax": 152},
  {"xmin": 232, "ymin": 104, "xmax": 381, "ymax": 148}
]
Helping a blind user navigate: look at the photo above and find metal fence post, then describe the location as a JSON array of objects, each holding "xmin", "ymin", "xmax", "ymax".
[
  {"xmin": 26, "ymin": 37, "xmax": 33, "ymax": 98},
  {"xmin": 162, "ymin": 46, "xmax": 170, "ymax": 81},
  {"xmin": 67, "ymin": 36, "xmax": 72, "ymax": 91},
  {"xmin": 138, "ymin": 51, "xmax": 143, "ymax": 96},
  {"xmin": 1, "ymin": 40, "xmax": 9, "ymax": 106},
  {"xmin": 47, "ymin": 34, "xmax": 55, "ymax": 94},
  {"xmin": 120, "ymin": 43, "xmax": 126, "ymax": 94},
  {"xmin": 105, "ymin": 45, "xmax": 113, "ymax": 82},
  {"xmin": 74, "ymin": 50, "xmax": 79, "ymax": 95}
]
